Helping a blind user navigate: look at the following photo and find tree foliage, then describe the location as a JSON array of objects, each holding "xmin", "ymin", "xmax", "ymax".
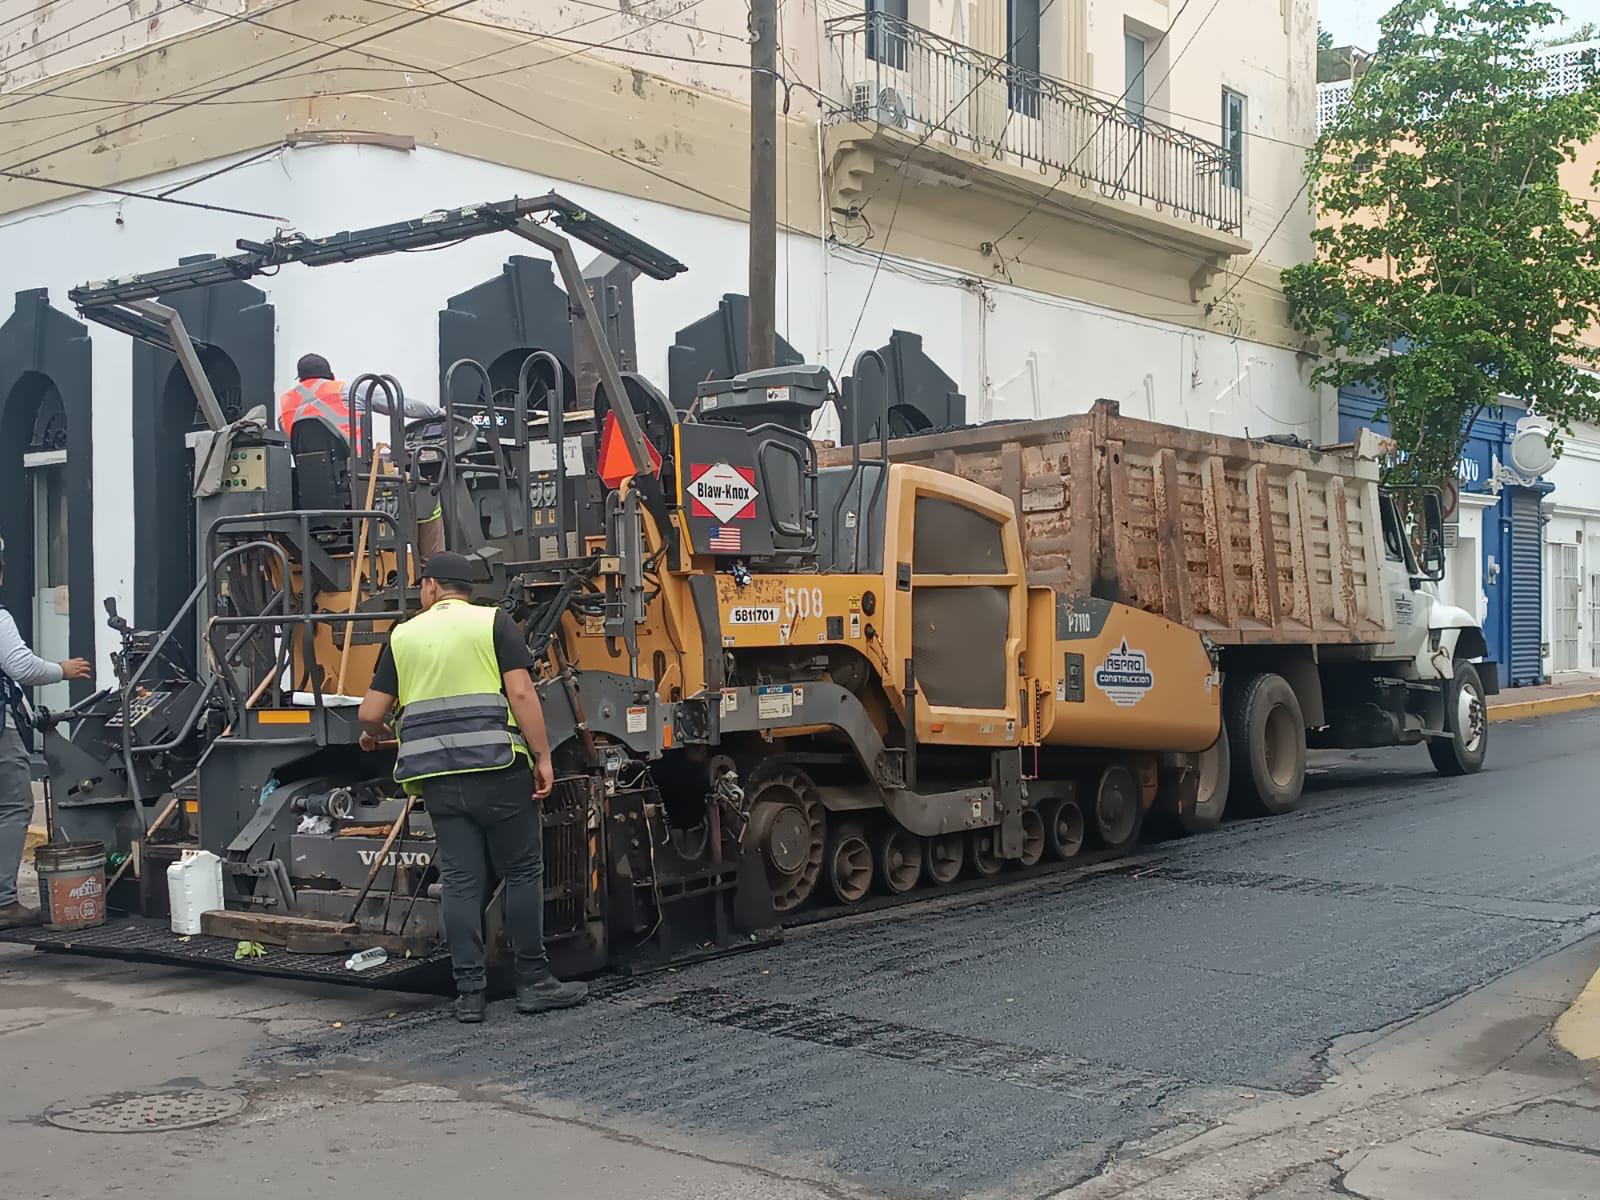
[{"xmin": 1283, "ymin": 0, "xmax": 1600, "ymax": 487}]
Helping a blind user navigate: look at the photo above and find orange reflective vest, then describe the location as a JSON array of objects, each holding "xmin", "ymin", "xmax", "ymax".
[{"xmin": 278, "ymin": 378, "xmax": 352, "ymax": 443}]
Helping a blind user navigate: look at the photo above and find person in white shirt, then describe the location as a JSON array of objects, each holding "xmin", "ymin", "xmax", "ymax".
[{"xmin": 0, "ymin": 541, "xmax": 91, "ymax": 927}]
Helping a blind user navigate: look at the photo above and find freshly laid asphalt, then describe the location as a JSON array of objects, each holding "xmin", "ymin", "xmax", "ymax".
[{"xmin": 265, "ymin": 710, "xmax": 1600, "ymax": 1198}]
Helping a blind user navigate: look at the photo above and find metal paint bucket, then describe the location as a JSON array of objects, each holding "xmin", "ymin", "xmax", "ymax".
[{"xmin": 34, "ymin": 841, "xmax": 107, "ymax": 930}]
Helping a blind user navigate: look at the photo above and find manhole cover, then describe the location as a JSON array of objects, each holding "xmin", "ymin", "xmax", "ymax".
[{"xmin": 45, "ymin": 1088, "xmax": 245, "ymax": 1133}]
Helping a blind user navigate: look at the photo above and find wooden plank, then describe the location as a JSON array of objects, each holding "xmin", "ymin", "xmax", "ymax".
[
  {"xmin": 1286, "ymin": 469, "xmax": 1318, "ymax": 629},
  {"xmin": 1246, "ymin": 463, "xmax": 1282, "ymax": 630},
  {"xmin": 1152, "ymin": 448, "xmax": 1191, "ymax": 623},
  {"xmin": 1327, "ymin": 476, "xmax": 1356, "ymax": 627},
  {"xmin": 1201, "ymin": 454, "xmax": 1239, "ymax": 629},
  {"xmin": 1359, "ymin": 478, "xmax": 1390, "ymax": 630},
  {"xmin": 1105, "ymin": 439, "xmax": 1136, "ymax": 604},
  {"xmin": 1065, "ymin": 424, "xmax": 1098, "ymax": 597},
  {"xmin": 201, "ymin": 911, "xmax": 360, "ymax": 946},
  {"xmin": 1001, "ymin": 441, "xmax": 1026, "ymax": 557}
]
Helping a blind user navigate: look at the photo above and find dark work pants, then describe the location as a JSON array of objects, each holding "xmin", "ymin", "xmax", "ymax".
[{"xmin": 422, "ymin": 763, "xmax": 545, "ymax": 994}]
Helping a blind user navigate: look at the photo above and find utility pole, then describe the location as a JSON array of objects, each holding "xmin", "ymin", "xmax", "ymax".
[{"xmin": 748, "ymin": 0, "xmax": 778, "ymax": 371}]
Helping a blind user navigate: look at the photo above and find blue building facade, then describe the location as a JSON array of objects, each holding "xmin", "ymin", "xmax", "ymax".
[{"xmin": 1337, "ymin": 386, "xmax": 1550, "ymax": 686}]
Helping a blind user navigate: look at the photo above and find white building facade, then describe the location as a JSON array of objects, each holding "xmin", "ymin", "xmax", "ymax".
[{"xmin": 0, "ymin": 0, "xmax": 1323, "ymax": 680}]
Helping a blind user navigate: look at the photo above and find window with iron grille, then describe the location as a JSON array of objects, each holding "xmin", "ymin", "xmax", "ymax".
[
  {"xmin": 865, "ymin": 0, "xmax": 908, "ymax": 69},
  {"xmin": 1221, "ymin": 87, "xmax": 1245, "ymax": 190}
]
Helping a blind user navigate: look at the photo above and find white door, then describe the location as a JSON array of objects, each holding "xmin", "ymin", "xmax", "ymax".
[
  {"xmin": 1591, "ymin": 569, "xmax": 1600, "ymax": 670},
  {"xmin": 1552, "ymin": 543, "xmax": 1580, "ymax": 672},
  {"xmin": 26, "ymin": 457, "xmax": 70, "ymax": 712}
]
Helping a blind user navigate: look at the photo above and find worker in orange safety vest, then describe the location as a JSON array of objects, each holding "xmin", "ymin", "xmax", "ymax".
[{"xmin": 277, "ymin": 353, "xmax": 447, "ymax": 561}]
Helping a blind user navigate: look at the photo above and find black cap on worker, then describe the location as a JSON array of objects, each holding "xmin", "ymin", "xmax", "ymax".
[
  {"xmin": 296, "ymin": 353, "xmax": 334, "ymax": 381},
  {"xmin": 421, "ymin": 551, "xmax": 478, "ymax": 587}
]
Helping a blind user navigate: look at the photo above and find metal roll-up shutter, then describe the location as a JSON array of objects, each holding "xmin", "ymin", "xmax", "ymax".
[{"xmin": 1507, "ymin": 487, "xmax": 1545, "ymax": 686}]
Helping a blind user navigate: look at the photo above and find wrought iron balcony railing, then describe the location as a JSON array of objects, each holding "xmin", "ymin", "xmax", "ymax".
[{"xmin": 826, "ymin": 13, "xmax": 1243, "ymax": 235}]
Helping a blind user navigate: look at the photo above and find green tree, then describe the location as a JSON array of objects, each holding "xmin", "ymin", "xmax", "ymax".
[{"xmin": 1284, "ymin": 0, "xmax": 1600, "ymax": 487}]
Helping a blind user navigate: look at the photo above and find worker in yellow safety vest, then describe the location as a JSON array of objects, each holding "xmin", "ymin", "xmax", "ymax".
[{"xmin": 358, "ymin": 552, "xmax": 587, "ymax": 1022}]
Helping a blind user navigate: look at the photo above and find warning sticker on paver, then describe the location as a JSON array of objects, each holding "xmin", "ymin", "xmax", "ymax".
[
  {"xmin": 1094, "ymin": 640, "xmax": 1154, "ymax": 707},
  {"xmin": 626, "ymin": 706, "xmax": 648, "ymax": 734},
  {"xmin": 757, "ymin": 685, "xmax": 794, "ymax": 720}
]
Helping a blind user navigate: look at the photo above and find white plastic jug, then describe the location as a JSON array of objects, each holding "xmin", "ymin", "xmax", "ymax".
[{"xmin": 168, "ymin": 849, "xmax": 224, "ymax": 935}]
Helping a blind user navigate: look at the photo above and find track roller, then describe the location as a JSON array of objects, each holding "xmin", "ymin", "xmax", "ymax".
[
  {"xmin": 1091, "ymin": 764, "xmax": 1143, "ymax": 853},
  {"xmin": 1016, "ymin": 808, "xmax": 1045, "ymax": 868},
  {"xmin": 1040, "ymin": 795, "xmax": 1086, "ymax": 860},
  {"xmin": 825, "ymin": 821, "xmax": 874, "ymax": 903},
  {"xmin": 746, "ymin": 768, "xmax": 826, "ymax": 912},
  {"xmin": 875, "ymin": 826, "xmax": 923, "ymax": 894},
  {"xmin": 967, "ymin": 828, "xmax": 1003, "ymax": 877},
  {"xmin": 923, "ymin": 833, "xmax": 965, "ymax": 885}
]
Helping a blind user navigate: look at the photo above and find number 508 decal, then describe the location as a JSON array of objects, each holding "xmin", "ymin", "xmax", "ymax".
[{"xmin": 785, "ymin": 587, "xmax": 824, "ymax": 621}]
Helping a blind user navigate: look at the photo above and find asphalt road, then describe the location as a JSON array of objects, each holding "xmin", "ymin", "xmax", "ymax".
[{"xmin": 254, "ymin": 711, "xmax": 1600, "ymax": 1199}]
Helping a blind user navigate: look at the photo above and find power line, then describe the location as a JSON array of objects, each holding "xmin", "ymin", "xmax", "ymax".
[
  {"xmin": 994, "ymin": 0, "xmax": 1212, "ymax": 252},
  {"xmin": 0, "ymin": 163, "xmax": 288, "ymax": 219},
  {"xmin": 359, "ymin": 0, "xmax": 750, "ymax": 46},
  {"xmin": 0, "ymin": 0, "xmax": 316, "ymax": 118},
  {"xmin": 1209, "ymin": 174, "xmax": 1310, "ymax": 308},
  {"xmin": 834, "ymin": 0, "xmax": 1062, "ymax": 366},
  {"xmin": 0, "ymin": 0, "xmax": 485, "ymax": 174},
  {"xmin": 0, "ymin": 0, "xmax": 667, "ymax": 127}
]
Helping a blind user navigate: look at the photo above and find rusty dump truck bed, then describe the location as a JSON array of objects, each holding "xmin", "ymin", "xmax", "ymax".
[{"xmin": 822, "ymin": 400, "xmax": 1395, "ymax": 647}]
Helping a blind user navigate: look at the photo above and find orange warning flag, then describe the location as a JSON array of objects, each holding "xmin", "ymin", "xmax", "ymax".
[{"xmin": 596, "ymin": 410, "xmax": 662, "ymax": 489}]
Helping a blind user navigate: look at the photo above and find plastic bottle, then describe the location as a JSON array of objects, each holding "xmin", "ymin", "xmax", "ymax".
[
  {"xmin": 168, "ymin": 850, "xmax": 224, "ymax": 935},
  {"xmin": 345, "ymin": 947, "xmax": 388, "ymax": 972}
]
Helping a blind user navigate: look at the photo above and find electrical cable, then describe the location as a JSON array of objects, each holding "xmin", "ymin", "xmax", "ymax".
[
  {"xmin": 0, "ymin": 163, "xmax": 288, "ymax": 219},
  {"xmin": 834, "ymin": 0, "xmax": 1061, "ymax": 365},
  {"xmin": 0, "ymin": 0, "xmax": 485, "ymax": 174},
  {"xmin": 992, "ymin": 0, "xmax": 1208, "ymax": 252},
  {"xmin": 0, "ymin": 0, "xmax": 317, "ymax": 118}
]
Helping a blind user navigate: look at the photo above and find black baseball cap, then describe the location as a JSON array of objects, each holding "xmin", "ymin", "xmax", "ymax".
[
  {"xmin": 422, "ymin": 551, "xmax": 478, "ymax": 586},
  {"xmin": 297, "ymin": 353, "xmax": 334, "ymax": 381}
]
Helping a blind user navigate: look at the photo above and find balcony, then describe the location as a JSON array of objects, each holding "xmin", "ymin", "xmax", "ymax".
[{"xmin": 824, "ymin": 13, "xmax": 1243, "ymax": 236}]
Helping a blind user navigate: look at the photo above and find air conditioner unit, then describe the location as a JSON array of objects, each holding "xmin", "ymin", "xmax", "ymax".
[{"xmin": 851, "ymin": 82, "xmax": 916, "ymax": 130}]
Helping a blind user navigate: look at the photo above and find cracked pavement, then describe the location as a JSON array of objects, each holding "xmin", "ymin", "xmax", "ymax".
[{"xmin": 4, "ymin": 711, "xmax": 1600, "ymax": 1198}]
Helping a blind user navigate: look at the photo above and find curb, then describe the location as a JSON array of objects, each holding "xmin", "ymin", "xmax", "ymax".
[
  {"xmin": 1487, "ymin": 690, "xmax": 1600, "ymax": 723},
  {"xmin": 1554, "ymin": 963, "xmax": 1600, "ymax": 1064}
]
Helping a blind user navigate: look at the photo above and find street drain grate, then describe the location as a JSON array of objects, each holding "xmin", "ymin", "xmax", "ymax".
[{"xmin": 45, "ymin": 1088, "xmax": 245, "ymax": 1133}]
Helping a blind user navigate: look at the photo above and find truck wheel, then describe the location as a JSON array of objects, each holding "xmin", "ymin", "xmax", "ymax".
[
  {"xmin": 1179, "ymin": 732, "xmax": 1231, "ymax": 835},
  {"xmin": 1226, "ymin": 672, "xmax": 1305, "ymax": 817},
  {"xmin": 1427, "ymin": 662, "xmax": 1488, "ymax": 777},
  {"xmin": 1092, "ymin": 764, "xmax": 1144, "ymax": 853},
  {"xmin": 1040, "ymin": 795, "xmax": 1085, "ymax": 860},
  {"xmin": 1016, "ymin": 807, "xmax": 1046, "ymax": 868},
  {"xmin": 875, "ymin": 825, "xmax": 923, "ymax": 895},
  {"xmin": 923, "ymin": 833, "xmax": 965, "ymax": 885},
  {"xmin": 826, "ymin": 821, "xmax": 873, "ymax": 903}
]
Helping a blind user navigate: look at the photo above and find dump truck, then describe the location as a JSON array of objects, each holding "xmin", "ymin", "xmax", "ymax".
[
  {"xmin": 14, "ymin": 199, "xmax": 1223, "ymax": 989},
  {"xmin": 822, "ymin": 400, "xmax": 1495, "ymax": 829}
]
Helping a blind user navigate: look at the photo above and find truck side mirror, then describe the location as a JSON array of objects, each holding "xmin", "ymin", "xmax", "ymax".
[{"xmin": 1420, "ymin": 491, "xmax": 1446, "ymax": 581}]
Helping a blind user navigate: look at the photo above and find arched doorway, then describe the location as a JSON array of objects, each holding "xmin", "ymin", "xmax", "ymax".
[
  {"xmin": 439, "ymin": 255, "xmax": 577, "ymax": 413},
  {"xmin": 0, "ymin": 291, "xmax": 93, "ymax": 707},
  {"xmin": 130, "ymin": 269, "xmax": 273, "ymax": 657}
]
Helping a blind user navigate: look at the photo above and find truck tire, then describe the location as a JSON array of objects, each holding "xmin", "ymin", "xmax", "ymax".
[
  {"xmin": 1427, "ymin": 661, "xmax": 1488, "ymax": 777},
  {"xmin": 1226, "ymin": 672, "xmax": 1305, "ymax": 817},
  {"xmin": 1179, "ymin": 732, "xmax": 1231, "ymax": 835}
]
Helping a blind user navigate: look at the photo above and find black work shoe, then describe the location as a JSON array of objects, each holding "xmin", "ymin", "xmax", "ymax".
[
  {"xmin": 0, "ymin": 902, "xmax": 42, "ymax": 931},
  {"xmin": 515, "ymin": 971, "xmax": 588, "ymax": 1014},
  {"xmin": 453, "ymin": 991, "xmax": 487, "ymax": 1024}
]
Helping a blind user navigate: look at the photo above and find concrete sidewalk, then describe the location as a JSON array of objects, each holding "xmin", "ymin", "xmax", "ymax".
[{"xmin": 1488, "ymin": 676, "xmax": 1600, "ymax": 721}]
